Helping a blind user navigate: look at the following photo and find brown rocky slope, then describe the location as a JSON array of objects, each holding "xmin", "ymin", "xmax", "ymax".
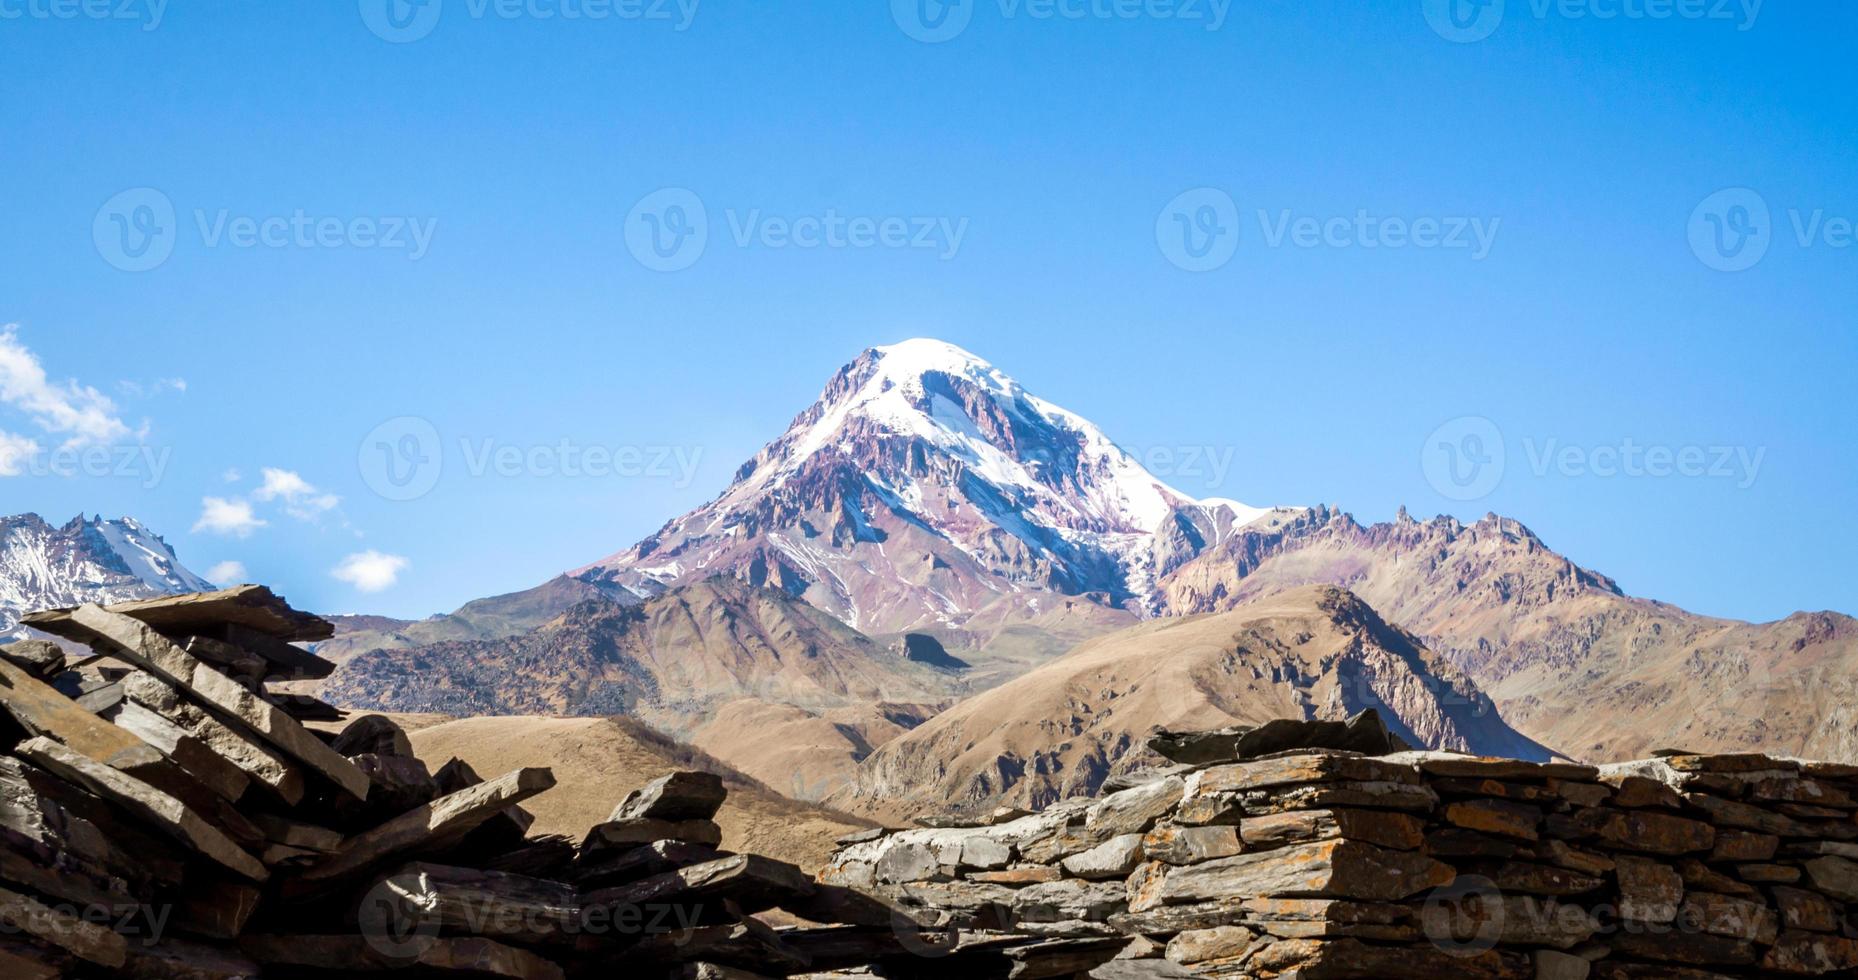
[
  {"xmin": 831, "ymin": 584, "xmax": 1553, "ymax": 822},
  {"xmin": 404, "ymin": 714, "xmax": 871, "ymax": 873},
  {"xmin": 1156, "ymin": 506, "xmax": 1858, "ymax": 763},
  {"xmin": 320, "ymin": 577, "xmax": 963, "ymax": 797}
]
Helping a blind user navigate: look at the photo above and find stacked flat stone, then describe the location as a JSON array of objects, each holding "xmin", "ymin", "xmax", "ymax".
[
  {"xmin": 821, "ymin": 748, "xmax": 1858, "ymax": 978},
  {"xmin": 0, "ymin": 589, "xmax": 899, "ymax": 979}
]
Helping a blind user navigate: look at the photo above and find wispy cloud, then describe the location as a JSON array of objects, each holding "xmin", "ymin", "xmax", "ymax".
[
  {"xmin": 253, "ymin": 467, "xmax": 341, "ymax": 521},
  {"xmin": 0, "ymin": 431, "xmax": 37, "ymax": 476},
  {"xmin": 192, "ymin": 497, "xmax": 267, "ymax": 537},
  {"xmin": 205, "ymin": 560, "xmax": 248, "ymax": 584},
  {"xmin": 0, "ymin": 325, "xmax": 139, "ymax": 470},
  {"xmin": 119, "ymin": 377, "xmax": 188, "ymax": 398},
  {"xmin": 332, "ymin": 550, "xmax": 407, "ymax": 592}
]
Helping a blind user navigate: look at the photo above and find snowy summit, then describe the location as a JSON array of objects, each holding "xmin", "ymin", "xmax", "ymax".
[{"xmin": 577, "ymin": 339, "xmax": 1282, "ymax": 636}]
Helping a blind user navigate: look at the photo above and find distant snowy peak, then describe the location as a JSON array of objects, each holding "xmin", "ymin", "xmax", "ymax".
[
  {"xmin": 576, "ymin": 339, "xmax": 1284, "ymax": 637},
  {"xmin": 88, "ymin": 516, "xmax": 213, "ymax": 592},
  {"xmin": 735, "ymin": 338, "xmax": 1270, "ymax": 533},
  {"xmin": 0, "ymin": 513, "xmax": 209, "ymax": 637}
]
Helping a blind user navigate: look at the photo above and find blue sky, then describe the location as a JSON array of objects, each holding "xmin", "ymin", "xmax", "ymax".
[{"xmin": 0, "ymin": 0, "xmax": 1852, "ymax": 622}]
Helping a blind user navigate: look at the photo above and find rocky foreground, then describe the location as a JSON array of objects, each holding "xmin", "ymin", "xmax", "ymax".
[
  {"xmin": 823, "ymin": 722, "xmax": 1858, "ymax": 978},
  {"xmin": 0, "ymin": 588, "xmax": 909, "ymax": 978},
  {"xmin": 7, "ymin": 587, "xmax": 1858, "ymax": 978}
]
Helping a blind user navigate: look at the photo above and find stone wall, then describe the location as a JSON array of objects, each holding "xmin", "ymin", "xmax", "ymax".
[
  {"xmin": 0, "ymin": 588, "xmax": 898, "ymax": 979},
  {"xmin": 822, "ymin": 749, "xmax": 1858, "ymax": 978}
]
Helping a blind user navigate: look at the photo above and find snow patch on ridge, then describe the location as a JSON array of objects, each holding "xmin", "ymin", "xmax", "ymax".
[
  {"xmin": 755, "ymin": 338, "xmax": 1266, "ymax": 534},
  {"xmin": 1, "ymin": 514, "xmax": 209, "ymax": 637},
  {"xmin": 573, "ymin": 337, "xmax": 1290, "ymax": 631}
]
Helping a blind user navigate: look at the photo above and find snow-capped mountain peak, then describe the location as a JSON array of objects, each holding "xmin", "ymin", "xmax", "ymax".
[
  {"xmin": 577, "ymin": 340, "xmax": 1284, "ymax": 637},
  {"xmin": 742, "ymin": 338, "xmax": 1269, "ymax": 532},
  {"xmin": 1, "ymin": 513, "xmax": 210, "ymax": 638}
]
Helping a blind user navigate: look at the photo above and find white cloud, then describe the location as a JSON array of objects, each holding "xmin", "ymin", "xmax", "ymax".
[
  {"xmin": 332, "ymin": 551, "xmax": 408, "ymax": 593},
  {"xmin": 0, "ymin": 431, "xmax": 39, "ymax": 476},
  {"xmin": 192, "ymin": 497, "xmax": 267, "ymax": 538},
  {"xmin": 205, "ymin": 560, "xmax": 248, "ymax": 584},
  {"xmin": 118, "ymin": 377, "xmax": 188, "ymax": 399},
  {"xmin": 222, "ymin": 467, "xmax": 242, "ymax": 483},
  {"xmin": 253, "ymin": 468, "xmax": 314, "ymax": 500},
  {"xmin": 254, "ymin": 467, "xmax": 341, "ymax": 520},
  {"xmin": 0, "ymin": 325, "xmax": 135, "ymax": 450}
]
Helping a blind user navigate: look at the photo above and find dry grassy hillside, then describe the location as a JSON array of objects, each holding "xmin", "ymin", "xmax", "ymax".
[
  {"xmin": 832, "ymin": 584, "xmax": 1551, "ymax": 821},
  {"xmin": 404, "ymin": 714, "xmax": 873, "ymax": 873},
  {"xmin": 1160, "ymin": 508, "xmax": 1858, "ymax": 761},
  {"xmin": 689, "ymin": 697, "xmax": 937, "ymax": 800}
]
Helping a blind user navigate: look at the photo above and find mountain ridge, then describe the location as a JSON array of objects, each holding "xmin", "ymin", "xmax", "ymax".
[
  {"xmin": 573, "ymin": 338, "xmax": 1285, "ymax": 641},
  {"xmin": 1, "ymin": 512, "xmax": 210, "ymax": 638},
  {"xmin": 830, "ymin": 582, "xmax": 1556, "ymax": 820},
  {"xmin": 1157, "ymin": 505, "xmax": 1858, "ymax": 761}
]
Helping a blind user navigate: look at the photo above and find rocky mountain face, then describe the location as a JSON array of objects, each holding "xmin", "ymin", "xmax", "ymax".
[
  {"xmin": 321, "ymin": 577, "xmax": 965, "ymax": 798},
  {"xmin": 1155, "ymin": 506, "xmax": 1858, "ymax": 763},
  {"xmin": 830, "ymin": 584, "xmax": 1553, "ymax": 821},
  {"xmin": 573, "ymin": 339, "xmax": 1283, "ymax": 644},
  {"xmin": 1, "ymin": 513, "xmax": 209, "ymax": 638},
  {"xmin": 303, "ymin": 339, "xmax": 1857, "ymax": 797},
  {"xmin": 310, "ymin": 573, "xmax": 637, "ymax": 665}
]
